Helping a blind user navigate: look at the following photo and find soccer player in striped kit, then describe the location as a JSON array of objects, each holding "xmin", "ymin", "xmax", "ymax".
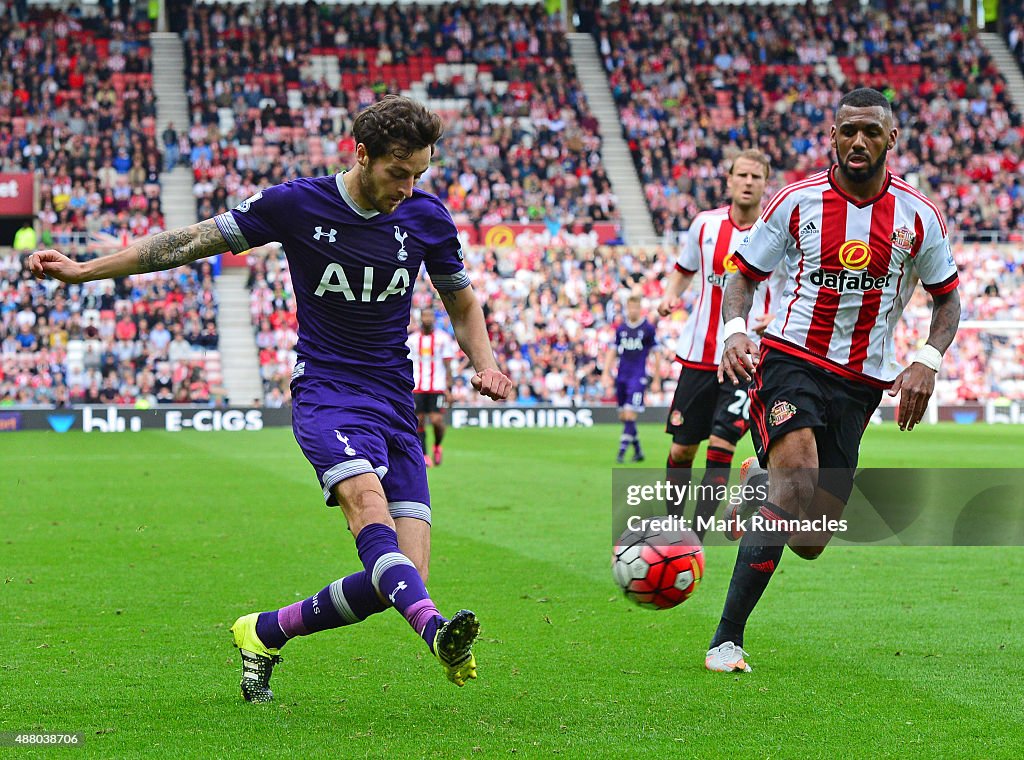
[
  {"xmin": 706, "ymin": 89, "xmax": 961, "ymax": 672},
  {"xmin": 407, "ymin": 306, "xmax": 457, "ymax": 467},
  {"xmin": 658, "ymin": 150, "xmax": 780, "ymax": 538}
]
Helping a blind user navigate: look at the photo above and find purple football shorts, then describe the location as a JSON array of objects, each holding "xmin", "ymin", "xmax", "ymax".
[{"xmin": 290, "ymin": 367, "xmax": 431, "ymax": 524}]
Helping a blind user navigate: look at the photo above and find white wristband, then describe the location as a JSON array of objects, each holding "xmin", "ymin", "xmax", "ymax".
[
  {"xmin": 913, "ymin": 344, "xmax": 942, "ymax": 372},
  {"xmin": 723, "ymin": 317, "xmax": 748, "ymax": 339}
]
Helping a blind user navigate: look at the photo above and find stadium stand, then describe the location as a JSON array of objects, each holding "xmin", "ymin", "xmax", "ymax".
[
  {"xmin": 242, "ymin": 239, "xmax": 671, "ymax": 407},
  {"xmin": 2, "ymin": 1, "xmax": 1021, "ymax": 409},
  {"xmin": 0, "ymin": 6, "xmax": 221, "ymax": 407},
  {"xmin": 1, "ymin": 245, "xmax": 222, "ymax": 406},
  {"xmin": 242, "ymin": 234, "xmax": 1024, "ymax": 407},
  {"xmin": 178, "ymin": 1, "xmax": 618, "ymax": 229},
  {"xmin": 595, "ymin": 1, "xmax": 1023, "ymax": 242},
  {"xmin": 0, "ymin": 7, "xmax": 164, "ymax": 248}
]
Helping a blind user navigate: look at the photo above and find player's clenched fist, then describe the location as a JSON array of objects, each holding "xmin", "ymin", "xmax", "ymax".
[
  {"xmin": 471, "ymin": 368, "xmax": 513, "ymax": 401},
  {"xmin": 29, "ymin": 250, "xmax": 84, "ymax": 284}
]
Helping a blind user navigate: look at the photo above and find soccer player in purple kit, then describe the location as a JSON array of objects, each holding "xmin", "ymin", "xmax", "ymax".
[
  {"xmin": 29, "ymin": 95, "xmax": 514, "ymax": 701},
  {"xmin": 603, "ymin": 294, "xmax": 658, "ymax": 463}
]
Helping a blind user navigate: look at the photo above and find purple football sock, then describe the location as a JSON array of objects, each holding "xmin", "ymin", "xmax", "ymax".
[
  {"xmin": 619, "ymin": 420, "xmax": 635, "ymax": 457},
  {"xmin": 255, "ymin": 570, "xmax": 388, "ymax": 650},
  {"xmin": 355, "ymin": 522, "xmax": 443, "ymax": 652}
]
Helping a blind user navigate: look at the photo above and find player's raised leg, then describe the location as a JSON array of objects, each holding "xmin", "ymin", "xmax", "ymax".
[
  {"xmin": 724, "ymin": 456, "xmax": 768, "ymax": 541},
  {"xmin": 706, "ymin": 429, "xmax": 816, "ymax": 672},
  {"xmin": 339, "ymin": 473, "xmax": 479, "ymax": 686},
  {"xmin": 392, "ymin": 514, "xmax": 478, "ymax": 685}
]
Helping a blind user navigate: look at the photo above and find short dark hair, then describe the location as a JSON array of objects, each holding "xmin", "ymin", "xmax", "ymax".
[
  {"xmin": 836, "ymin": 88, "xmax": 892, "ymax": 115},
  {"xmin": 352, "ymin": 95, "xmax": 444, "ymax": 161}
]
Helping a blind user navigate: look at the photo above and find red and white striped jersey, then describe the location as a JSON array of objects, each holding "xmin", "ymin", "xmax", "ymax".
[
  {"xmin": 407, "ymin": 330, "xmax": 456, "ymax": 393},
  {"xmin": 734, "ymin": 168, "xmax": 958, "ymax": 387},
  {"xmin": 673, "ymin": 206, "xmax": 781, "ymax": 370}
]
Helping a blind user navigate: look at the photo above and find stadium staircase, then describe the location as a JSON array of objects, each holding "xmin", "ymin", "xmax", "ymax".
[
  {"xmin": 979, "ymin": 33, "xmax": 1024, "ymax": 108},
  {"xmin": 566, "ymin": 33, "xmax": 659, "ymax": 246},
  {"xmin": 150, "ymin": 32, "xmax": 264, "ymax": 407},
  {"xmin": 150, "ymin": 33, "xmax": 195, "ymax": 231},
  {"xmin": 213, "ymin": 269, "xmax": 265, "ymax": 406},
  {"xmin": 307, "ymin": 54, "xmax": 341, "ymax": 90}
]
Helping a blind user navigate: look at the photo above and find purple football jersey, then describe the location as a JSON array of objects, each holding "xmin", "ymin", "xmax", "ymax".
[
  {"xmin": 615, "ymin": 318, "xmax": 657, "ymax": 382},
  {"xmin": 215, "ymin": 174, "xmax": 469, "ymax": 400}
]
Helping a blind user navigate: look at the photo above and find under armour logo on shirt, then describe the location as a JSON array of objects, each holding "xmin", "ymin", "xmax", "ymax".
[{"xmin": 314, "ymin": 226, "xmax": 337, "ymax": 242}]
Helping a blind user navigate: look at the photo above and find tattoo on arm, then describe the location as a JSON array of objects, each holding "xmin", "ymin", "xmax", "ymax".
[
  {"xmin": 927, "ymin": 289, "xmax": 961, "ymax": 354},
  {"xmin": 137, "ymin": 219, "xmax": 227, "ymax": 272},
  {"xmin": 721, "ymin": 274, "xmax": 757, "ymax": 321},
  {"xmin": 437, "ymin": 289, "xmax": 459, "ymax": 313}
]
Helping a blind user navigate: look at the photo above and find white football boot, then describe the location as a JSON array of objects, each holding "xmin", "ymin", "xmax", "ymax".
[{"xmin": 705, "ymin": 641, "xmax": 753, "ymax": 672}]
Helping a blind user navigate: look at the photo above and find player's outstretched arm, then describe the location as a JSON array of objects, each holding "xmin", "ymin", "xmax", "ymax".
[
  {"xmin": 438, "ymin": 285, "xmax": 513, "ymax": 401},
  {"xmin": 28, "ymin": 219, "xmax": 229, "ymax": 284},
  {"xmin": 718, "ymin": 273, "xmax": 760, "ymax": 385},
  {"xmin": 888, "ymin": 289, "xmax": 961, "ymax": 432}
]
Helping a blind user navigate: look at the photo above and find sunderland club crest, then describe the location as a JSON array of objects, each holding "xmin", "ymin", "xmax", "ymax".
[
  {"xmin": 769, "ymin": 400, "xmax": 797, "ymax": 427},
  {"xmin": 891, "ymin": 226, "xmax": 916, "ymax": 252}
]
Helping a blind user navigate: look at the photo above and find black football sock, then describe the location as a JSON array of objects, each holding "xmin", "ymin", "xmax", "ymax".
[
  {"xmin": 709, "ymin": 502, "xmax": 795, "ymax": 649},
  {"xmin": 693, "ymin": 446, "xmax": 734, "ymax": 541},
  {"xmin": 666, "ymin": 454, "xmax": 692, "ymax": 517}
]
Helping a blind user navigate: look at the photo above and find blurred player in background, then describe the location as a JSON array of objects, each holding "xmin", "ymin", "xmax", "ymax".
[
  {"xmin": 603, "ymin": 294, "xmax": 658, "ymax": 463},
  {"xmin": 408, "ymin": 306, "xmax": 457, "ymax": 467},
  {"xmin": 658, "ymin": 150, "xmax": 779, "ymax": 539},
  {"xmin": 30, "ymin": 95, "xmax": 513, "ymax": 699},
  {"xmin": 708, "ymin": 88, "xmax": 960, "ymax": 673}
]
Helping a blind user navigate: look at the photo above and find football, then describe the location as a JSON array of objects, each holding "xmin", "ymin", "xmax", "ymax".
[{"xmin": 612, "ymin": 527, "xmax": 705, "ymax": 609}]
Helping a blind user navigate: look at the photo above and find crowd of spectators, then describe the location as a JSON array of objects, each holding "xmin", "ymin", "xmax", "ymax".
[
  {"xmin": 0, "ymin": 4, "xmax": 221, "ymax": 407},
  {"xmin": 243, "ymin": 239, "xmax": 1024, "ymax": 408},
  {"xmin": 3, "ymin": 1, "xmax": 1023, "ymax": 409},
  {"xmin": 596, "ymin": 1, "xmax": 1024, "ymax": 240},
  {"xmin": 177, "ymin": 1, "xmax": 617, "ymax": 229},
  {"xmin": 0, "ymin": 5, "xmax": 166, "ymax": 251},
  {"xmin": 4, "ymin": 234, "xmax": 1019, "ymax": 408},
  {"xmin": 0, "ymin": 250, "xmax": 221, "ymax": 407}
]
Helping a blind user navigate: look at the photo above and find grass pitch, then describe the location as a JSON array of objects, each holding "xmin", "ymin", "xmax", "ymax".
[{"xmin": 2, "ymin": 424, "xmax": 1021, "ymax": 758}]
